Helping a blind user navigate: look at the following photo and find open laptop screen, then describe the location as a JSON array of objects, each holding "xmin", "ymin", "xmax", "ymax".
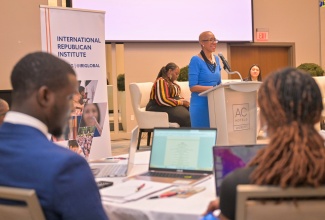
[
  {"xmin": 213, "ymin": 144, "xmax": 266, "ymax": 195},
  {"xmin": 149, "ymin": 128, "xmax": 217, "ymax": 172}
]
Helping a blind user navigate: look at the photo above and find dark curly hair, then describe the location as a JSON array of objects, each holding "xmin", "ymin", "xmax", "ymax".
[{"xmin": 249, "ymin": 67, "xmax": 325, "ymax": 188}]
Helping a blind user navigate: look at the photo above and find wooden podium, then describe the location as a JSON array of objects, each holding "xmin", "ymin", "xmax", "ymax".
[{"xmin": 200, "ymin": 81, "xmax": 262, "ymax": 145}]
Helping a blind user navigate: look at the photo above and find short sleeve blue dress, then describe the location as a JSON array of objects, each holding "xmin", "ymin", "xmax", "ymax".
[{"xmin": 188, "ymin": 55, "xmax": 221, "ymax": 127}]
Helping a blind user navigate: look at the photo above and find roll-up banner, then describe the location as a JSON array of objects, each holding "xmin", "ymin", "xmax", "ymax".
[{"xmin": 40, "ymin": 6, "xmax": 111, "ymax": 160}]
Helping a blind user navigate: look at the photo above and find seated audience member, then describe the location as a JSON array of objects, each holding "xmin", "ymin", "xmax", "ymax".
[
  {"xmin": 146, "ymin": 62, "xmax": 191, "ymax": 127},
  {"xmin": 204, "ymin": 67, "xmax": 325, "ymax": 220},
  {"xmin": 0, "ymin": 98, "xmax": 9, "ymax": 125},
  {"xmin": 244, "ymin": 64, "xmax": 262, "ymax": 81},
  {"xmin": 244, "ymin": 64, "xmax": 263, "ymax": 133},
  {"xmin": 0, "ymin": 52, "xmax": 108, "ymax": 220}
]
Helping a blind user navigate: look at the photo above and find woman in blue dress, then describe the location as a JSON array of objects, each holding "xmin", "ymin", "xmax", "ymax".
[{"xmin": 189, "ymin": 31, "xmax": 222, "ymax": 128}]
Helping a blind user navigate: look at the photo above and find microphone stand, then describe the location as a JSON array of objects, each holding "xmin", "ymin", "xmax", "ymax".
[{"xmin": 223, "ymin": 68, "xmax": 243, "ymax": 81}]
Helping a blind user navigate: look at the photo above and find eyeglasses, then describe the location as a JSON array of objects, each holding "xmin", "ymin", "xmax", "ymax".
[{"xmin": 202, "ymin": 38, "xmax": 218, "ymax": 43}]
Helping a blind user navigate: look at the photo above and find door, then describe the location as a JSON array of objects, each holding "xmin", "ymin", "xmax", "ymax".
[{"xmin": 228, "ymin": 43, "xmax": 294, "ymax": 80}]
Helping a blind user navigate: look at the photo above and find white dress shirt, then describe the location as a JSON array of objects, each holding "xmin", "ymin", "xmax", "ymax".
[{"xmin": 4, "ymin": 111, "xmax": 51, "ymax": 139}]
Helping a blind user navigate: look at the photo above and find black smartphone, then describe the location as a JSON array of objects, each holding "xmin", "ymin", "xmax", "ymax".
[{"xmin": 97, "ymin": 181, "xmax": 113, "ymax": 189}]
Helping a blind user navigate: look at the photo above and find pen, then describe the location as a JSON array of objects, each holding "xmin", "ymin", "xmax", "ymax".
[
  {"xmin": 148, "ymin": 191, "xmax": 178, "ymax": 199},
  {"xmin": 136, "ymin": 183, "xmax": 146, "ymax": 192},
  {"xmin": 105, "ymin": 157, "xmax": 127, "ymax": 160}
]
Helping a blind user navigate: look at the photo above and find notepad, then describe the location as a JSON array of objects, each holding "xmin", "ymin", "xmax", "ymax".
[
  {"xmin": 100, "ymin": 179, "xmax": 171, "ymax": 203},
  {"xmin": 106, "ymin": 181, "xmax": 152, "ymax": 198}
]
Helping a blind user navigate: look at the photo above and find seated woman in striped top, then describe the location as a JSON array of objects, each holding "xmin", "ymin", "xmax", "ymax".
[{"xmin": 146, "ymin": 62, "xmax": 191, "ymax": 127}]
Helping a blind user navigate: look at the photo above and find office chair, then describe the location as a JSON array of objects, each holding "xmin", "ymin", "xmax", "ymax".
[
  {"xmin": 236, "ymin": 184, "xmax": 325, "ymax": 220},
  {"xmin": 0, "ymin": 186, "xmax": 45, "ymax": 220},
  {"xmin": 129, "ymin": 82, "xmax": 180, "ymax": 149}
]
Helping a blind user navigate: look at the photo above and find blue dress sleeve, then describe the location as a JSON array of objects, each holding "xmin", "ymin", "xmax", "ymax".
[{"xmin": 189, "ymin": 56, "xmax": 201, "ymax": 88}]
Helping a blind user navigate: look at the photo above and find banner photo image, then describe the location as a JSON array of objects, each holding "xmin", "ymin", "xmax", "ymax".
[
  {"xmin": 73, "ymin": 80, "xmax": 98, "ymax": 116},
  {"xmin": 40, "ymin": 6, "xmax": 111, "ymax": 159},
  {"xmin": 79, "ymin": 102, "xmax": 107, "ymax": 137},
  {"xmin": 76, "ymin": 126, "xmax": 95, "ymax": 159},
  {"xmin": 63, "ymin": 102, "xmax": 108, "ymax": 160}
]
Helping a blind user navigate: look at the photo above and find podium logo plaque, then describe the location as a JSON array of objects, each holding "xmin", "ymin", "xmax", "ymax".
[{"xmin": 232, "ymin": 103, "xmax": 250, "ymax": 131}]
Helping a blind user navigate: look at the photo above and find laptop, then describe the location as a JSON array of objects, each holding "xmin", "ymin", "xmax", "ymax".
[
  {"xmin": 212, "ymin": 144, "xmax": 266, "ymax": 195},
  {"xmin": 132, "ymin": 127, "xmax": 217, "ymax": 185},
  {"xmin": 89, "ymin": 126, "xmax": 138, "ymax": 177}
]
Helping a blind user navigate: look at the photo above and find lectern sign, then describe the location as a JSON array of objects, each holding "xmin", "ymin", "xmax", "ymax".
[
  {"xmin": 232, "ymin": 104, "xmax": 250, "ymax": 131},
  {"xmin": 199, "ymin": 81, "xmax": 262, "ymax": 145}
]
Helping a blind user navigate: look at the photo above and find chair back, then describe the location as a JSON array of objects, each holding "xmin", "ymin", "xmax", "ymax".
[
  {"xmin": 0, "ymin": 186, "xmax": 45, "ymax": 220},
  {"xmin": 313, "ymin": 76, "xmax": 325, "ymax": 129},
  {"xmin": 130, "ymin": 82, "xmax": 153, "ymax": 110},
  {"xmin": 177, "ymin": 81, "xmax": 191, "ymax": 101},
  {"xmin": 236, "ymin": 184, "xmax": 325, "ymax": 220},
  {"xmin": 129, "ymin": 82, "xmax": 171, "ymax": 129}
]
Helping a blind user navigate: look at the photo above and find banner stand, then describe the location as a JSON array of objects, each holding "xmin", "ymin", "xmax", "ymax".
[{"xmin": 40, "ymin": 6, "xmax": 111, "ymax": 159}]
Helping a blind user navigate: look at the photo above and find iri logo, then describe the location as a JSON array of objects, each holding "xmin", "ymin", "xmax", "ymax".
[{"xmin": 232, "ymin": 104, "xmax": 250, "ymax": 131}]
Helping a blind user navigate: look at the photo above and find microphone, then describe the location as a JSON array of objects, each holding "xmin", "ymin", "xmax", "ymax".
[
  {"xmin": 217, "ymin": 52, "xmax": 243, "ymax": 81},
  {"xmin": 218, "ymin": 53, "xmax": 232, "ymax": 72}
]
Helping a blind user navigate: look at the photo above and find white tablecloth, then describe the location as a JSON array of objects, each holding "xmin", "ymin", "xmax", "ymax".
[{"xmin": 98, "ymin": 151, "xmax": 217, "ymax": 220}]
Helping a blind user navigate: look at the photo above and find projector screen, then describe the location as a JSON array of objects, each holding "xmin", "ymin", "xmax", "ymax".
[{"xmin": 72, "ymin": 0, "xmax": 253, "ymax": 42}]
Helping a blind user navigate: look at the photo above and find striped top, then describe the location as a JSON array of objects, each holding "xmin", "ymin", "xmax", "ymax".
[{"xmin": 149, "ymin": 77, "xmax": 183, "ymax": 107}]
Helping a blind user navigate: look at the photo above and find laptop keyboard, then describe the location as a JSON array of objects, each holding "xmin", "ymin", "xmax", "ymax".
[
  {"xmin": 97, "ymin": 164, "xmax": 127, "ymax": 177},
  {"xmin": 140, "ymin": 172, "xmax": 203, "ymax": 179}
]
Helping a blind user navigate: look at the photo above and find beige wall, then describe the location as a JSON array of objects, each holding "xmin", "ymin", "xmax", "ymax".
[
  {"xmin": 253, "ymin": 0, "xmax": 321, "ymax": 66},
  {"xmin": 0, "ymin": 0, "xmax": 48, "ymax": 89},
  {"xmin": 321, "ymin": 5, "xmax": 325, "ymax": 67},
  {"xmin": 1, "ymin": 0, "xmax": 324, "ymax": 138},
  {"xmin": 118, "ymin": 0, "xmax": 324, "ymax": 134}
]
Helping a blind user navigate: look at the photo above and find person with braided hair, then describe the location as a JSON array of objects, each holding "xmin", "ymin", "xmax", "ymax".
[
  {"xmin": 146, "ymin": 62, "xmax": 191, "ymax": 127},
  {"xmin": 203, "ymin": 67, "xmax": 325, "ymax": 220}
]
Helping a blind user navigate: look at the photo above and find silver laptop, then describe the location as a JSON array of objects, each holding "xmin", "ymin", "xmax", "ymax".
[
  {"xmin": 132, "ymin": 127, "xmax": 217, "ymax": 185},
  {"xmin": 89, "ymin": 126, "xmax": 138, "ymax": 177}
]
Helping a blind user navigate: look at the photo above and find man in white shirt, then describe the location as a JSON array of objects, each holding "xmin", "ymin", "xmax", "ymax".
[{"xmin": 0, "ymin": 52, "xmax": 108, "ymax": 220}]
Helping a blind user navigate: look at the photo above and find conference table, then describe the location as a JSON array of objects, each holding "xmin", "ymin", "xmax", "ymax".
[{"xmin": 97, "ymin": 151, "xmax": 217, "ymax": 220}]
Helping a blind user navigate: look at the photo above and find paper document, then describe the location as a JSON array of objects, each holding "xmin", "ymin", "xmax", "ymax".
[
  {"xmin": 162, "ymin": 186, "xmax": 206, "ymax": 198},
  {"xmin": 100, "ymin": 179, "xmax": 171, "ymax": 203}
]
